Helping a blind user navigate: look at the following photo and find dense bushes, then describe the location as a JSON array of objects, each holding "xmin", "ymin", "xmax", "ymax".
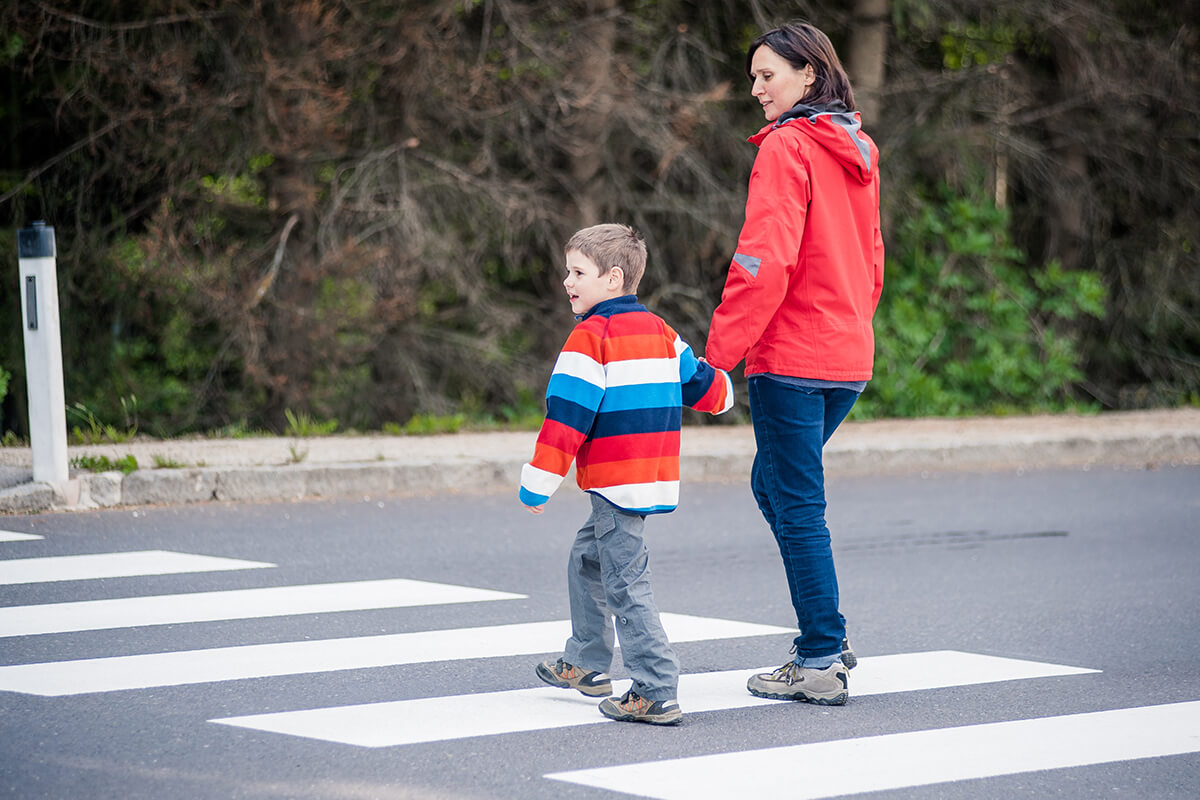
[
  {"xmin": 858, "ymin": 188, "xmax": 1105, "ymax": 419},
  {"xmin": 0, "ymin": 1, "xmax": 1194, "ymax": 437}
]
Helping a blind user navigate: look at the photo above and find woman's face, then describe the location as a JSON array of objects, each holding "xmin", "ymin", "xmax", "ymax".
[{"xmin": 749, "ymin": 46, "xmax": 815, "ymax": 122}]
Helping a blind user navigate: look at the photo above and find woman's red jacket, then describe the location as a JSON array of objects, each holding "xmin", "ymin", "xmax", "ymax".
[{"xmin": 706, "ymin": 107, "xmax": 884, "ymax": 381}]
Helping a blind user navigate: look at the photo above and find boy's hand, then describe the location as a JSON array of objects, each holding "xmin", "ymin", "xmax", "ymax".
[{"xmin": 523, "ymin": 503, "xmax": 545, "ymax": 515}]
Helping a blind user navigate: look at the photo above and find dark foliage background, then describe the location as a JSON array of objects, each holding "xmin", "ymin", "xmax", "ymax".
[{"xmin": 1, "ymin": 0, "xmax": 1196, "ymax": 436}]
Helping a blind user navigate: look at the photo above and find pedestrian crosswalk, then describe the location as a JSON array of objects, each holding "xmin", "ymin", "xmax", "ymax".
[
  {"xmin": 2, "ymin": 528, "xmax": 1196, "ymax": 799},
  {"xmin": 211, "ymin": 651, "xmax": 1098, "ymax": 748}
]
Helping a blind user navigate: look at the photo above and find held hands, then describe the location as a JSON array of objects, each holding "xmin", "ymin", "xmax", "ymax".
[{"xmin": 523, "ymin": 503, "xmax": 545, "ymax": 515}]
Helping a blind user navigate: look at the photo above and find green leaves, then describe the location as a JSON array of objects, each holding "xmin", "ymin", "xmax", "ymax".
[{"xmin": 857, "ymin": 186, "xmax": 1106, "ymax": 419}]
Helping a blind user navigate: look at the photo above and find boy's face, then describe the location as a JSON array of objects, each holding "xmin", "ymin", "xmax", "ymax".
[{"xmin": 563, "ymin": 249, "xmax": 621, "ymax": 315}]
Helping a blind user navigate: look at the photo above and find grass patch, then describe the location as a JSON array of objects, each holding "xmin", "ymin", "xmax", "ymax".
[
  {"xmin": 385, "ymin": 413, "xmax": 467, "ymax": 436},
  {"xmin": 382, "ymin": 398, "xmax": 544, "ymax": 437},
  {"xmin": 207, "ymin": 420, "xmax": 272, "ymax": 439},
  {"xmin": 67, "ymin": 399, "xmax": 139, "ymax": 445},
  {"xmin": 284, "ymin": 409, "xmax": 339, "ymax": 437},
  {"xmin": 71, "ymin": 454, "xmax": 139, "ymax": 474}
]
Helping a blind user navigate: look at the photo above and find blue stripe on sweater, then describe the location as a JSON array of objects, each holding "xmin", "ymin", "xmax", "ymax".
[
  {"xmin": 520, "ymin": 486, "xmax": 550, "ymax": 506},
  {"xmin": 591, "ymin": 406, "xmax": 682, "ymax": 439},
  {"xmin": 547, "ymin": 373, "xmax": 604, "ymax": 411},
  {"xmin": 600, "ymin": 382, "xmax": 681, "ymax": 412},
  {"xmin": 681, "ymin": 359, "xmax": 717, "ymax": 407},
  {"xmin": 546, "ymin": 396, "xmax": 598, "ymax": 435}
]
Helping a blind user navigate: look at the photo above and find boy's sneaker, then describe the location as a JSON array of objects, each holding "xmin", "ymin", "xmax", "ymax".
[
  {"xmin": 841, "ymin": 638, "xmax": 858, "ymax": 670},
  {"xmin": 746, "ymin": 660, "xmax": 849, "ymax": 705},
  {"xmin": 536, "ymin": 658, "xmax": 612, "ymax": 697},
  {"xmin": 598, "ymin": 689, "xmax": 683, "ymax": 725}
]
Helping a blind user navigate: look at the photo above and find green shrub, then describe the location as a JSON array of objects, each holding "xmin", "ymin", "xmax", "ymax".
[{"xmin": 857, "ymin": 187, "xmax": 1105, "ymax": 419}]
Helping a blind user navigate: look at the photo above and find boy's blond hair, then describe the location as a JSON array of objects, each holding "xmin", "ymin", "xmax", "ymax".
[{"xmin": 565, "ymin": 223, "xmax": 646, "ymax": 293}]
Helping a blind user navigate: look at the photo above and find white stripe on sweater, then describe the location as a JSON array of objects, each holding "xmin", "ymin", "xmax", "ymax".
[
  {"xmin": 520, "ymin": 464, "xmax": 564, "ymax": 498},
  {"xmin": 594, "ymin": 480, "xmax": 680, "ymax": 512},
  {"xmin": 551, "ymin": 350, "xmax": 606, "ymax": 389},
  {"xmin": 606, "ymin": 357, "xmax": 680, "ymax": 388}
]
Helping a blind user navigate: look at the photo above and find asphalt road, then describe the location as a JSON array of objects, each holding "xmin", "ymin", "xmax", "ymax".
[{"xmin": 1, "ymin": 465, "xmax": 1197, "ymax": 799}]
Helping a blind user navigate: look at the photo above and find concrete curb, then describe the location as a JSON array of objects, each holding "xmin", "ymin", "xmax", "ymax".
[
  {"xmin": 1, "ymin": 410, "xmax": 1197, "ymax": 513},
  {"xmin": 59, "ymin": 458, "xmax": 530, "ymax": 511},
  {"xmin": 823, "ymin": 430, "xmax": 1200, "ymax": 475},
  {"xmin": 0, "ymin": 482, "xmax": 64, "ymax": 514}
]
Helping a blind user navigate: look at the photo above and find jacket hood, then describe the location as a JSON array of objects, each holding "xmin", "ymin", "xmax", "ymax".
[{"xmin": 749, "ymin": 101, "xmax": 878, "ymax": 185}]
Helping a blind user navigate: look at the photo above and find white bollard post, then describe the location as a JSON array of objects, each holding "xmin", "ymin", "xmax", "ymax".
[{"xmin": 17, "ymin": 221, "xmax": 69, "ymax": 487}]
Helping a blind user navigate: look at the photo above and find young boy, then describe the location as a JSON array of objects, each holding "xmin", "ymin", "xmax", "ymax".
[{"xmin": 520, "ymin": 223, "xmax": 734, "ymax": 725}]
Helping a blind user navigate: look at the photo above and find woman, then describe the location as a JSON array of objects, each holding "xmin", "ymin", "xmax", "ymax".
[{"xmin": 705, "ymin": 21, "xmax": 883, "ymax": 706}]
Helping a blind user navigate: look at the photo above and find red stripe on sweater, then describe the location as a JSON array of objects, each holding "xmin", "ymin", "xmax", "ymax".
[
  {"xmin": 578, "ymin": 430, "xmax": 680, "ymax": 464},
  {"xmin": 530, "ymin": 419, "xmax": 586, "ymax": 474},
  {"xmin": 691, "ymin": 374, "xmax": 729, "ymax": 413},
  {"xmin": 578, "ymin": 456, "xmax": 680, "ymax": 488},
  {"xmin": 601, "ymin": 333, "xmax": 675, "ymax": 362}
]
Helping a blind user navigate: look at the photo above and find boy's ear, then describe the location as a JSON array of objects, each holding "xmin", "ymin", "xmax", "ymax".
[{"xmin": 607, "ymin": 266, "xmax": 625, "ymax": 289}]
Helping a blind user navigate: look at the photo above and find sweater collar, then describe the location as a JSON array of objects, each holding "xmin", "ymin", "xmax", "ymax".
[{"xmin": 578, "ymin": 294, "xmax": 642, "ymax": 321}]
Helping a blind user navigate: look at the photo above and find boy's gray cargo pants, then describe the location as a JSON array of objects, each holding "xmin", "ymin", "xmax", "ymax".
[{"xmin": 561, "ymin": 492, "xmax": 680, "ymax": 701}]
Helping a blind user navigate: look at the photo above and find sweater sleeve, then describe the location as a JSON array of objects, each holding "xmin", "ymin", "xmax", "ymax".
[
  {"xmin": 519, "ymin": 324, "xmax": 605, "ymax": 506},
  {"xmin": 675, "ymin": 333, "xmax": 734, "ymax": 415},
  {"xmin": 706, "ymin": 132, "xmax": 810, "ymax": 372}
]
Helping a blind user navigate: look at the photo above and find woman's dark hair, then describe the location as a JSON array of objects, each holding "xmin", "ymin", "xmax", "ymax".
[{"xmin": 746, "ymin": 21, "xmax": 856, "ymax": 111}]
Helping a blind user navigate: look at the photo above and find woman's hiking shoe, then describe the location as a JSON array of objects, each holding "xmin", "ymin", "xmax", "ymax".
[
  {"xmin": 535, "ymin": 658, "xmax": 612, "ymax": 697},
  {"xmin": 841, "ymin": 638, "xmax": 857, "ymax": 670},
  {"xmin": 598, "ymin": 689, "xmax": 683, "ymax": 725},
  {"xmin": 746, "ymin": 660, "xmax": 849, "ymax": 705}
]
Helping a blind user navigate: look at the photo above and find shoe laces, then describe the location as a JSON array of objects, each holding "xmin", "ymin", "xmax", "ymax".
[
  {"xmin": 616, "ymin": 689, "xmax": 650, "ymax": 712},
  {"xmin": 767, "ymin": 644, "xmax": 803, "ymax": 685},
  {"xmin": 768, "ymin": 660, "xmax": 804, "ymax": 686}
]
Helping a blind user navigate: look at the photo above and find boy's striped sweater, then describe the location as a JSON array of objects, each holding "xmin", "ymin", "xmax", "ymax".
[{"xmin": 520, "ymin": 295, "xmax": 734, "ymax": 514}]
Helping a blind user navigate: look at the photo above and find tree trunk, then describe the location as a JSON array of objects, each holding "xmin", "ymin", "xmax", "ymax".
[
  {"xmin": 562, "ymin": 0, "xmax": 618, "ymax": 227},
  {"xmin": 846, "ymin": 0, "xmax": 889, "ymax": 125},
  {"xmin": 1045, "ymin": 30, "xmax": 1090, "ymax": 272}
]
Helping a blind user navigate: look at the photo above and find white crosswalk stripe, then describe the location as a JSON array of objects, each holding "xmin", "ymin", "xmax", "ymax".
[
  {"xmin": 0, "ymin": 530, "xmax": 42, "ymax": 542},
  {"xmin": 0, "ymin": 578, "xmax": 526, "ymax": 637},
  {"xmin": 210, "ymin": 650, "xmax": 1099, "ymax": 748},
  {"xmin": 0, "ymin": 613, "xmax": 790, "ymax": 696},
  {"xmin": 0, "ymin": 550, "xmax": 274, "ymax": 585},
  {"xmin": 546, "ymin": 700, "xmax": 1200, "ymax": 799}
]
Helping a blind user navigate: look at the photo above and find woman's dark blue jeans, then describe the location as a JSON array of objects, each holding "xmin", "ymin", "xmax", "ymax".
[{"xmin": 748, "ymin": 376, "xmax": 859, "ymax": 667}]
